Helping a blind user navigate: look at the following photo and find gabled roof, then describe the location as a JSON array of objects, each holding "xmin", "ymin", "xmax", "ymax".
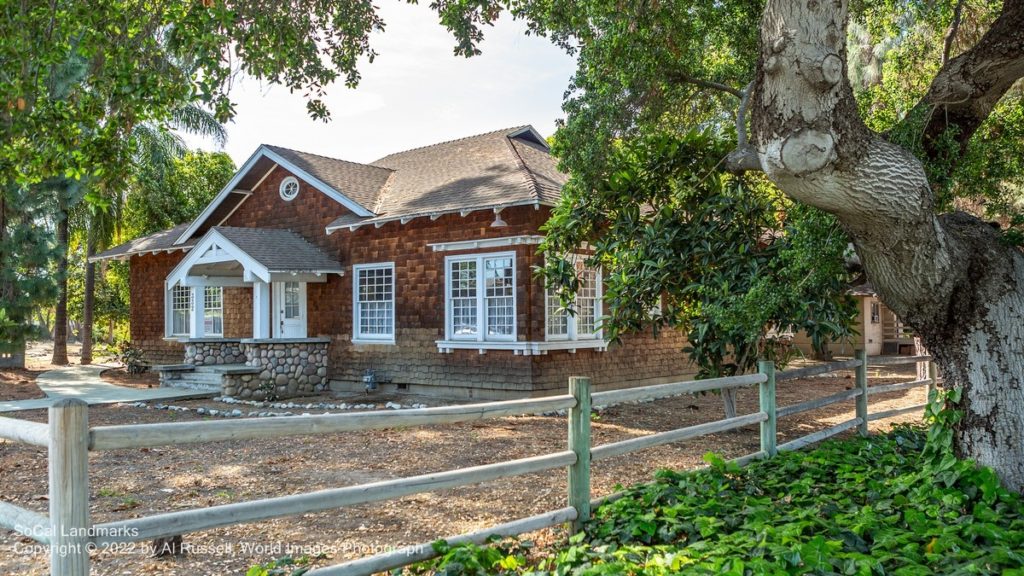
[
  {"xmin": 264, "ymin": 145, "xmax": 393, "ymax": 209},
  {"xmin": 368, "ymin": 125, "xmax": 561, "ymax": 216},
  {"xmin": 325, "ymin": 126, "xmax": 567, "ymax": 232},
  {"xmin": 213, "ymin": 227, "xmax": 344, "ymax": 273},
  {"xmin": 173, "ymin": 144, "xmax": 382, "ymax": 244},
  {"xmin": 165, "ymin": 227, "xmax": 344, "ymax": 288},
  {"xmin": 95, "ymin": 124, "xmax": 568, "ymax": 260}
]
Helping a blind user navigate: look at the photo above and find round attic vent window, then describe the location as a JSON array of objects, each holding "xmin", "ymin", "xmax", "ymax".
[{"xmin": 279, "ymin": 176, "xmax": 300, "ymax": 201}]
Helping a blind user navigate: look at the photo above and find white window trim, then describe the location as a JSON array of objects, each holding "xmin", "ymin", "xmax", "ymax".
[
  {"xmin": 545, "ymin": 261, "xmax": 604, "ymax": 343},
  {"xmin": 444, "ymin": 251, "xmax": 517, "ymax": 344},
  {"xmin": 352, "ymin": 262, "xmax": 396, "ymax": 345},
  {"xmin": 165, "ymin": 282, "xmax": 193, "ymax": 338},
  {"xmin": 279, "ymin": 176, "xmax": 300, "ymax": 201},
  {"xmin": 204, "ymin": 286, "xmax": 224, "ymax": 337},
  {"xmin": 428, "ymin": 235, "xmax": 544, "ymax": 253},
  {"xmin": 435, "ymin": 339, "xmax": 607, "ymax": 355}
]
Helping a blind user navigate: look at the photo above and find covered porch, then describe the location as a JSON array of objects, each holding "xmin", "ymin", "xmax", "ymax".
[{"xmin": 159, "ymin": 227, "xmax": 343, "ymax": 399}]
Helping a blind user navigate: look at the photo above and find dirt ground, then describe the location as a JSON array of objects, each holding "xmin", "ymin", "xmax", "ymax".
[
  {"xmin": 2, "ymin": 340, "xmax": 123, "ymax": 401},
  {"xmin": 0, "ymin": 361, "xmax": 929, "ymax": 576},
  {"xmin": 0, "ymin": 369, "xmax": 46, "ymax": 401},
  {"xmin": 21, "ymin": 339, "xmax": 119, "ymax": 372},
  {"xmin": 100, "ymin": 368, "xmax": 161, "ymax": 389}
]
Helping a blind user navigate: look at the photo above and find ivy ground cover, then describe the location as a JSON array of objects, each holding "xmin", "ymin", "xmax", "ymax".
[{"xmin": 413, "ymin": 427, "xmax": 1024, "ymax": 575}]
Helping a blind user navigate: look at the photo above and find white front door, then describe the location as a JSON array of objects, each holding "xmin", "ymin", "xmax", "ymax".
[{"xmin": 273, "ymin": 281, "xmax": 307, "ymax": 338}]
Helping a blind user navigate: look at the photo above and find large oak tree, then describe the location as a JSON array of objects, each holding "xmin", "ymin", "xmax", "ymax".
[
  {"xmin": 743, "ymin": 0, "xmax": 1024, "ymax": 490},
  {"xmin": 435, "ymin": 0, "xmax": 1024, "ymax": 490}
]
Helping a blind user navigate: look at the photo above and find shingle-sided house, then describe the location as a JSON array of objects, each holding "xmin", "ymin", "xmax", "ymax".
[{"xmin": 93, "ymin": 126, "xmax": 694, "ymax": 400}]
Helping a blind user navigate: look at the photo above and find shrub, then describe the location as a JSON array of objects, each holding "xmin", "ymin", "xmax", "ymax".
[
  {"xmin": 117, "ymin": 341, "xmax": 148, "ymax": 375},
  {"xmin": 410, "ymin": 426, "xmax": 1024, "ymax": 575}
]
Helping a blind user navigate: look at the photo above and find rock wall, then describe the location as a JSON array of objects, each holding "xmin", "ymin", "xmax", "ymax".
[
  {"xmin": 184, "ymin": 339, "xmax": 246, "ymax": 365},
  {"xmin": 222, "ymin": 339, "xmax": 330, "ymax": 400}
]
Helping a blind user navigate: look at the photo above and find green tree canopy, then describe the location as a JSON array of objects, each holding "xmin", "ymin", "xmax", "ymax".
[{"xmin": 123, "ymin": 150, "xmax": 236, "ymax": 237}]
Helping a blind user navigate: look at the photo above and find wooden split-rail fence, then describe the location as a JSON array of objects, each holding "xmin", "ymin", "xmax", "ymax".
[{"xmin": 0, "ymin": 351, "xmax": 936, "ymax": 575}]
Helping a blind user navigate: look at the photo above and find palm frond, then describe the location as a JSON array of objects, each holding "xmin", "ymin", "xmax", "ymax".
[{"xmin": 171, "ymin": 104, "xmax": 227, "ymax": 147}]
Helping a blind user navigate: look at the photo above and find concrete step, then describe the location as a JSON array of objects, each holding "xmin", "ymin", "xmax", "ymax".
[
  {"xmin": 195, "ymin": 363, "xmax": 260, "ymax": 375},
  {"xmin": 164, "ymin": 380, "xmax": 221, "ymax": 393},
  {"xmin": 162, "ymin": 371, "xmax": 224, "ymax": 388}
]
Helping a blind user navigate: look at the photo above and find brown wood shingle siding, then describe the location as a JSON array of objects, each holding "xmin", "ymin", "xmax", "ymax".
[{"xmin": 128, "ymin": 165, "xmax": 696, "ymax": 397}]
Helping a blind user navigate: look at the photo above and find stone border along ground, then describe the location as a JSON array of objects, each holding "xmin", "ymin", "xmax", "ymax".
[{"xmin": 119, "ymin": 395, "xmax": 624, "ymax": 418}]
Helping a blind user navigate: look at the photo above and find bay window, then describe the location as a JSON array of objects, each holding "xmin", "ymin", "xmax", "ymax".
[
  {"xmin": 546, "ymin": 263, "xmax": 602, "ymax": 341},
  {"xmin": 445, "ymin": 253, "xmax": 516, "ymax": 342}
]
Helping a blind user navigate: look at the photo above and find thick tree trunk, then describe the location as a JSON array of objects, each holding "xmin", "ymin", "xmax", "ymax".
[
  {"xmin": 751, "ymin": 0, "xmax": 1024, "ymax": 491},
  {"xmin": 80, "ymin": 228, "xmax": 96, "ymax": 365},
  {"xmin": 51, "ymin": 207, "xmax": 69, "ymax": 366}
]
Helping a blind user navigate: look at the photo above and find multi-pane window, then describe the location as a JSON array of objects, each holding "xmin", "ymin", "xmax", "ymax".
[
  {"xmin": 354, "ymin": 264, "xmax": 395, "ymax": 342},
  {"xmin": 450, "ymin": 260, "xmax": 479, "ymax": 338},
  {"xmin": 283, "ymin": 282, "xmax": 301, "ymax": 320},
  {"xmin": 545, "ymin": 260, "xmax": 602, "ymax": 341},
  {"xmin": 204, "ymin": 286, "xmax": 223, "ymax": 336},
  {"xmin": 575, "ymin": 268, "xmax": 599, "ymax": 336},
  {"xmin": 170, "ymin": 285, "xmax": 192, "ymax": 336},
  {"xmin": 446, "ymin": 253, "xmax": 516, "ymax": 342},
  {"xmin": 484, "ymin": 257, "xmax": 515, "ymax": 338},
  {"xmin": 546, "ymin": 291, "xmax": 569, "ymax": 338}
]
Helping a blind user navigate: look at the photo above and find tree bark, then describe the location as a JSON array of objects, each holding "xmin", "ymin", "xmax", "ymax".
[
  {"xmin": 51, "ymin": 205, "xmax": 69, "ymax": 366},
  {"xmin": 750, "ymin": 0, "xmax": 1024, "ymax": 491},
  {"xmin": 80, "ymin": 227, "xmax": 96, "ymax": 365}
]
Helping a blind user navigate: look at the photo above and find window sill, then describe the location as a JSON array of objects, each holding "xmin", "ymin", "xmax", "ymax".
[
  {"xmin": 351, "ymin": 338, "xmax": 396, "ymax": 346},
  {"xmin": 435, "ymin": 340, "xmax": 608, "ymax": 355}
]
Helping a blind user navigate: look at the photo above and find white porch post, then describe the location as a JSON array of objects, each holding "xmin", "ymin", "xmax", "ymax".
[
  {"xmin": 190, "ymin": 285, "xmax": 206, "ymax": 338},
  {"xmin": 253, "ymin": 280, "xmax": 271, "ymax": 339}
]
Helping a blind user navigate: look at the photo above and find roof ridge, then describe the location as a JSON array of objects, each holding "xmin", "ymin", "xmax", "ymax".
[
  {"xmin": 264, "ymin": 144, "xmax": 394, "ymax": 173},
  {"xmin": 372, "ymin": 171, "xmax": 397, "ymax": 215},
  {"xmin": 370, "ymin": 125, "xmax": 531, "ymax": 164},
  {"xmin": 505, "ymin": 136, "xmax": 541, "ymax": 204}
]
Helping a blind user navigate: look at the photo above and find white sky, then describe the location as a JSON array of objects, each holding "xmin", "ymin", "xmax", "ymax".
[{"xmin": 182, "ymin": 2, "xmax": 576, "ymax": 166}]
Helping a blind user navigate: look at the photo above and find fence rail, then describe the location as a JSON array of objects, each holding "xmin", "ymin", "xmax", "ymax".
[
  {"xmin": 0, "ymin": 352, "xmax": 937, "ymax": 576},
  {"xmin": 0, "ymin": 415, "xmax": 48, "ymax": 447},
  {"xmin": 89, "ymin": 395, "xmax": 577, "ymax": 450}
]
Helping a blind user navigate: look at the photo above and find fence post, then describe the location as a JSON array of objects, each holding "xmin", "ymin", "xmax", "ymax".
[
  {"xmin": 928, "ymin": 360, "xmax": 938, "ymax": 398},
  {"xmin": 568, "ymin": 376, "xmax": 592, "ymax": 533},
  {"xmin": 855, "ymin": 349, "xmax": 869, "ymax": 436},
  {"xmin": 757, "ymin": 361, "xmax": 777, "ymax": 457},
  {"xmin": 49, "ymin": 398, "xmax": 90, "ymax": 576}
]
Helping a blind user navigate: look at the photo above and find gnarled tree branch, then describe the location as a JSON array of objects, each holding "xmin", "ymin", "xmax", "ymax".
[
  {"xmin": 942, "ymin": 0, "xmax": 965, "ymax": 66},
  {"xmin": 725, "ymin": 82, "xmax": 762, "ymax": 172},
  {"xmin": 903, "ymin": 0, "xmax": 1024, "ymax": 165},
  {"xmin": 667, "ymin": 72, "xmax": 744, "ymax": 98}
]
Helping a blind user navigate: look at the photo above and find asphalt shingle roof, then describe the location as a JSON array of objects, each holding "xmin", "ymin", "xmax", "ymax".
[
  {"xmin": 213, "ymin": 227, "xmax": 343, "ymax": 273},
  {"xmin": 264, "ymin": 145, "xmax": 394, "ymax": 210},
  {"xmin": 95, "ymin": 125, "xmax": 568, "ymax": 259},
  {"xmin": 366, "ymin": 126, "xmax": 565, "ymax": 216},
  {"xmin": 91, "ymin": 223, "xmax": 195, "ymax": 261}
]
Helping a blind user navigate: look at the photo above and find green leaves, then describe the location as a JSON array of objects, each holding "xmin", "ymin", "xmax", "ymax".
[
  {"xmin": 412, "ymin": 427, "xmax": 1024, "ymax": 576},
  {"xmin": 539, "ymin": 129, "xmax": 857, "ymax": 379}
]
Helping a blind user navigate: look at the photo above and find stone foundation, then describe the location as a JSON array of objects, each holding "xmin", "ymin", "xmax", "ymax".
[
  {"xmin": 221, "ymin": 338, "xmax": 330, "ymax": 400},
  {"xmin": 183, "ymin": 339, "xmax": 246, "ymax": 365}
]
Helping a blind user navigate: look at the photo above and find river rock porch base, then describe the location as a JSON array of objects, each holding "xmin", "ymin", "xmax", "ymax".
[{"xmin": 158, "ymin": 338, "xmax": 330, "ymax": 400}]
